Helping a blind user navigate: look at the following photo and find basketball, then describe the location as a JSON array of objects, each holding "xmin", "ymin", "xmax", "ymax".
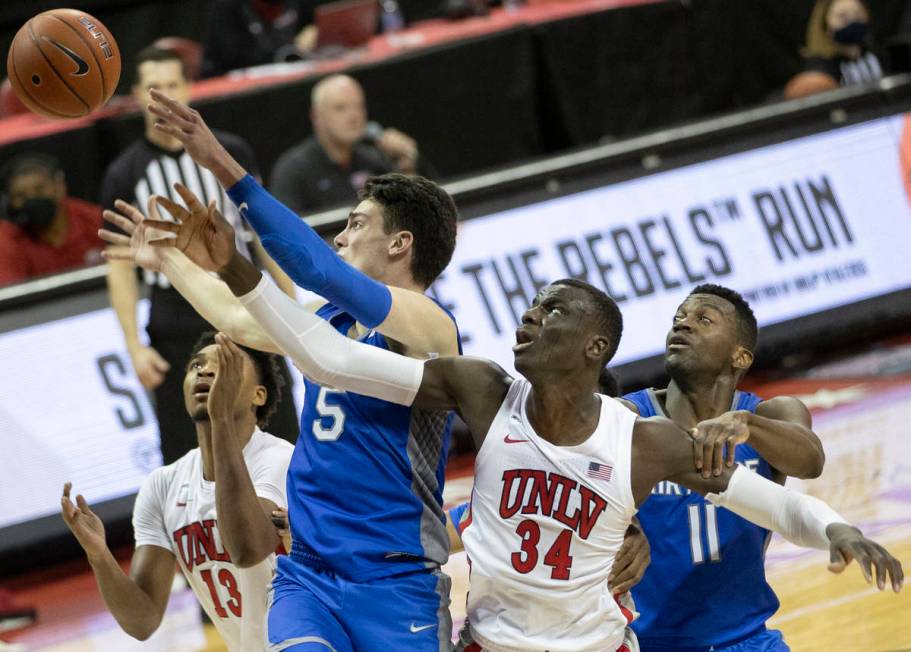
[{"xmin": 6, "ymin": 9, "xmax": 120, "ymax": 119}]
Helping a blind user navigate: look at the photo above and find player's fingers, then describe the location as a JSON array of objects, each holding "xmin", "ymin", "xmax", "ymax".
[
  {"xmin": 703, "ymin": 434, "xmax": 715, "ymax": 478},
  {"xmin": 869, "ymin": 546, "xmax": 888, "ymax": 590},
  {"xmin": 149, "ymin": 89, "xmax": 196, "ymax": 119},
  {"xmin": 113, "ymin": 199, "xmax": 144, "ymax": 222},
  {"xmin": 690, "ymin": 429, "xmax": 704, "ymax": 471},
  {"xmin": 63, "ymin": 482, "xmax": 72, "ymax": 499},
  {"xmin": 147, "ymin": 100, "xmax": 195, "ymax": 130},
  {"xmin": 853, "ymin": 544, "xmax": 874, "ymax": 583},
  {"xmin": 828, "ymin": 545, "xmax": 849, "ymax": 574},
  {"xmin": 711, "ymin": 435, "xmax": 725, "ymax": 476},
  {"xmin": 892, "ymin": 557, "xmax": 904, "ymax": 592},
  {"xmin": 143, "ymin": 220, "xmax": 181, "ymax": 235},
  {"xmin": 98, "ymin": 229, "xmax": 130, "ymax": 246},
  {"xmin": 102, "ymin": 210, "xmax": 136, "ymax": 234},
  {"xmin": 725, "ymin": 435, "xmax": 737, "ymax": 467},
  {"xmin": 151, "ymin": 195, "xmax": 187, "ymax": 222},
  {"xmin": 75, "ymin": 493, "xmax": 91, "ymax": 514},
  {"xmin": 151, "ymin": 120, "xmax": 186, "ymax": 140},
  {"xmin": 174, "ymin": 183, "xmax": 207, "ymax": 214}
]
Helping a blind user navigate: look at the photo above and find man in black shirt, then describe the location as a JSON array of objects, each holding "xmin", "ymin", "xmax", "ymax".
[
  {"xmin": 269, "ymin": 74, "xmax": 436, "ymax": 215},
  {"xmin": 201, "ymin": 0, "xmax": 324, "ymax": 78},
  {"xmin": 103, "ymin": 47, "xmax": 300, "ymax": 464}
]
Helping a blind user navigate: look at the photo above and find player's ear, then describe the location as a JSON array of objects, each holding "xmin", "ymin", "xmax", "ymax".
[
  {"xmin": 388, "ymin": 230, "xmax": 413, "ymax": 257},
  {"xmin": 732, "ymin": 345, "xmax": 753, "ymax": 372},
  {"xmin": 252, "ymin": 385, "xmax": 267, "ymax": 408},
  {"xmin": 586, "ymin": 334, "xmax": 609, "ymax": 363}
]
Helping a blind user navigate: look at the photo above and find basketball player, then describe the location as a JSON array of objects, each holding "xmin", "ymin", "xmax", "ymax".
[
  {"xmin": 140, "ymin": 202, "xmax": 903, "ymax": 651},
  {"xmin": 618, "ymin": 284, "xmax": 825, "ymax": 652},
  {"xmin": 101, "ymin": 91, "xmax": 463, "ymax": 647},
  {"xmin": 102, "ymin": 46, "xmax": 299, "ymax": 465},
  {"xmin": 60, "ymin": 332, "xmax": 292, "ymax": 651}
]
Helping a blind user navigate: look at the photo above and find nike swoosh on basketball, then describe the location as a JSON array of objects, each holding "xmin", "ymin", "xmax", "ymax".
[
  {"xmin": 504, "ymin": 434, "xmax": 529, "ymax": 444},
  {"xmin": 410, "ymin": 623, "xmax": 434, "ymax": 633},
  {"xmin": 42, "ymin": 37, "xmax": 89, "ymax": 76}
]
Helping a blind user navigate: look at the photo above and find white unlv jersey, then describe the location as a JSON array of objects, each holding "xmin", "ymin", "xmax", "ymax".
[
  {"xmin": 463, "ymin": 379, "xmax": 638, "ymax": 652},
  {"xmin": 133, "ymin": 428, "xmax": 292, "ymax": 651}
]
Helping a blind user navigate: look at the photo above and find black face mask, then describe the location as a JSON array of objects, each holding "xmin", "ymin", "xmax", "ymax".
[
  {"xmin": 5, "ymin": 197, "xmax": 58, "ymax": 230},
  {"xmin": 833, "ymin": 21, "xmax": 867, "ymax": 45}
]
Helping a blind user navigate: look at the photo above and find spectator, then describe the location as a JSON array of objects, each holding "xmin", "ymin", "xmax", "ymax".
[
  {"xmin": 102, "ymin": 46, "xmax": 300, "ymax": 466},
  {"xmin": 270, "ymin": 74, "xmax": 436, "ymax": 215},
  {"xmin": 792, "ymin": 0, "xmax": 882, "ymax": 96},
  {"xmin": 0, "ymin": 153, "xmax": 103, "ymax": 286},
  {"xmin": 201, "ymin": 0, "xmax": 322, "ymax": 78}
]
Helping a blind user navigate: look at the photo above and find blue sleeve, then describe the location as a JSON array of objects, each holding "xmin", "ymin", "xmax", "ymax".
[
  {"xmin": 448, "ymin": 502, "xmax": 470, "ymax": 539},
  {"xmin": 226, "ymin": 174, "xmax": 392, "ymax": 328}
]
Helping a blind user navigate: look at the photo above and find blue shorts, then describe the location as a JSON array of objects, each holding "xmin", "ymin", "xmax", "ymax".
[
  {"xmin": 641, "ymin": 629, "xmax": 789, "ymax": 652},
  {"xmin": 267, "ymin": 554, "xmax": 453, "ymax": 652}
]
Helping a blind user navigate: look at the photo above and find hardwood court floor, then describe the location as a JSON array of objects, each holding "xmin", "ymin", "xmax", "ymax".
[{"xmin": 3, "ymin": 376, "xmax": 910, "ymax": 651}]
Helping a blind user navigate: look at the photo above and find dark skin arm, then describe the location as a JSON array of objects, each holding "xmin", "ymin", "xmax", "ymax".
[
  {"xmin": 690, "ymin": 396, "xmax": 825, "ymax": 480},
  {"xmin": 61, "ymin": 483, "xmax": 175, "ymax": 640},
  {"xmin": 208, "ymin": 334, "xmax": 283, "ymax": 568},
  {"xmin": 631, "ymin": 417, "xmax": 903, "ymax": 592}
]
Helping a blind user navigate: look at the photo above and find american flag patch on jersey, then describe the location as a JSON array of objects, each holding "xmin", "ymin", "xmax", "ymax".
[{"xmin": 587, "ymin": 461, "xmax": 613, "ymax": 482}]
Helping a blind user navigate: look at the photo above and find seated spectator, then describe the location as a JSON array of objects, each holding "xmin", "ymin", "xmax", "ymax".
[
  {"xmin": 270, "ymin": 74, "xmax": 436, "ymax": 214},
  {"xmin": 788, "ymin": 0, "xmax": 882, "ymax": 98},
  {"xmin": 201, "ymin": 0, "xmax": 323, "ymax": 78},
  {"xmin": 0, "ymin": 154, "xmax": 103, "ymax": 286}
]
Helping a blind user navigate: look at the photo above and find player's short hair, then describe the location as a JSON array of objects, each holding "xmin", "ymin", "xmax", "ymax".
[
  {"xmin": 1, "ymin": 153, "xmax": 62, "ymax": 191},
  {"xmin": 189, "ymin": 332, "xmax": 286, "ymax": 429},
  {"xmin": 552, "ymin": 278, "xmax": 623, "ymax": 364},
  {"xmin": 133, "ymin": 46, "xmax": 187, "ymax": 85},
  {"xmin": 689, "ymin": 283, "xmax": 758, "ymax": 352},
  {"xmin": 360, "ymin": 174, "xmax": 458, "ymax": 288}
]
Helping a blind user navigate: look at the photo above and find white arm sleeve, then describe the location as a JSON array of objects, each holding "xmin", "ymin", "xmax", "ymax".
[
  {"xmin": 706, "ymin": 465, "xmax": 849, "ymax": 550},
  {"xmin": 238, "ymin": 275, "xmax": 424, "ymax": 406}
]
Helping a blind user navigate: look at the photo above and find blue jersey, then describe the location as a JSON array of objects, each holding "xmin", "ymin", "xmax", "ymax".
[
  {"xmin": 286, "ymin": 303, "xmax": 458, "ymax": 582},
  {"xmin": 625, "ymin": 388, "xmax": 780, "ymax": 651}
]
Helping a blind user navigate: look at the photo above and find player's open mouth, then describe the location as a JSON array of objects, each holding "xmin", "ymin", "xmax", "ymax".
[
  {"xmin": 193, "ymin": 381, "xmax": 211, "ymax": 398},
  {"xmin": 513, "ymin": 328, "xmax": 534, "ymax": 352},
  {"xmin": 667, "ymin": 335, "xmax": 691, "ymax": 349}
]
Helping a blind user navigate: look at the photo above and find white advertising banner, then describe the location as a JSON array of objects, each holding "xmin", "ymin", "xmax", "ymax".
[
  {"xmin": 430, "ymin": 114, "xmax": 911, "ymax": 371},
  {"xmin": 0, "ymin": 308, "xmax": 161, "ymax": 529}
]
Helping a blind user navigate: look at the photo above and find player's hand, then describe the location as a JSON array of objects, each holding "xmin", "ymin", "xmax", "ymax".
[
  {"xmin": 691, "ymin": 411, "xmax": 750, "ymax": 478},
  {"xmin": 61, "ymin": 483, "xmax": 108, "ymax": 560},
  {"xmin": 827, "ymin": 523, "xmax": 904, "ymax": 592},
  {"xmin": 208, "ymin": 333, "xmax": 246, "ymax": 423},
  {"xmin": 129, "ymin": 345, "xmax": 170, "ymax": 390},
  {"xmin": 375, "ymin": 128, "xmax": 418, "ymax": 173},
  {"xmin": 608, "ymin": 519, "xmax": 651, "ymax": 594},
  {"xmin": 100, "ymin": 199, "xmax": 171, "ymax": 272},
  {"xmin": 271, "ymin": 508, "xmax": 292, "ymax": 552},
  {"xmin": 147, "ymin": 89, "xmax": 226, "ymax": 171},
  {"xmin": 144, "ymin": 183, "xmax": 237, "ymax": 273}
]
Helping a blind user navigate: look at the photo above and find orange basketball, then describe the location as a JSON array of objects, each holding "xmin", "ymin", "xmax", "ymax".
[{"xmin": 6, "ymin": 8, "xmax": 120, "ymax": 119}]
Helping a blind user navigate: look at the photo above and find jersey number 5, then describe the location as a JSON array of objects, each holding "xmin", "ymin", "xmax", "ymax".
[{"xmin": 312, "ymin": 387, "xmax": 346, "ymax": 441}]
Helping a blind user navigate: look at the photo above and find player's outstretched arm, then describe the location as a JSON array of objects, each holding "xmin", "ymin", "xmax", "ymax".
[
  {"xmin": 100, "ymin": 197, "xmax": 284, "ymax": 354},
  {"xmin": 689, "ymin": 396, "xmax": 825, "ymax": 480},
  {"xmin": 60, "ymin": 483, "xmax": 174, "ymax": 640},
  {"xmin": 632, "ymin": 419, "xmax": 903, "ymax": 592},
  {"xmin": 147, "ymin": 92, "xmax": 458, "ymax": 357},
  {"xmin": 208, "ymin": 333, "xmax": 285, "ymax": 567}
]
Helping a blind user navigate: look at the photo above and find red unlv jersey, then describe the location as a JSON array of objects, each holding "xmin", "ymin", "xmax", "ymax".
[{"xmin": 462, "ymin": 379, "xmax": 638, "ymax": 652}]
